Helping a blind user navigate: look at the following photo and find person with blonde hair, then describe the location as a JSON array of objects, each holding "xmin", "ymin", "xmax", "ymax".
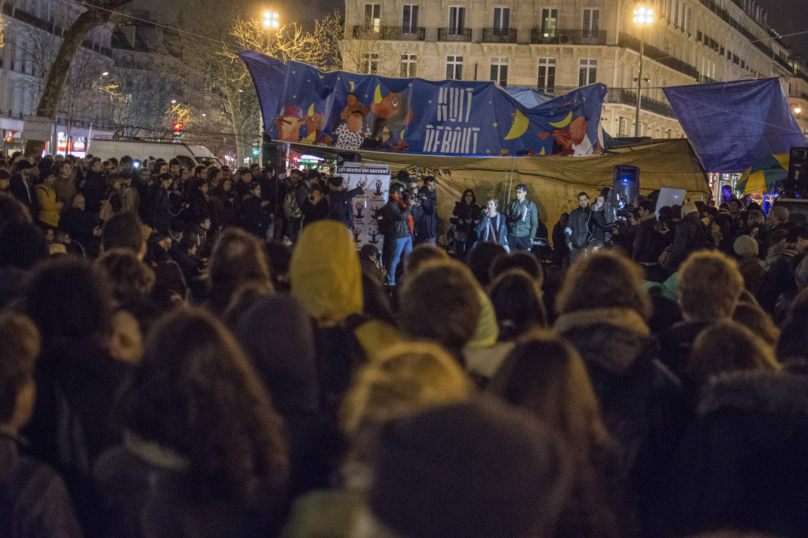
[
  {"xmin": 659, "ymin": 250, "xmax": 745, "ymax": 379},
  {"xmin": 281, "ymin": 341, "xmax": 472, "ymax": 538}
]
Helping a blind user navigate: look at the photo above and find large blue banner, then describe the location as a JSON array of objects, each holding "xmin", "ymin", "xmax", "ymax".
[
  {"xmin": 664, "ymin": 78, "xmax": 806, "ymax": 173},
  {"xmin": 239, "ymin": 52, "xmax": 607, "ymax": 157}
]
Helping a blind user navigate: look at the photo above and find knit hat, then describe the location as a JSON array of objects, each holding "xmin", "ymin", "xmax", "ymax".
[
  {"xmin": 681, "ymin": 201, "xmax": 698, "ymax": 218},
  {"xmin": 733, "ymin": 235, "xmax": 759, "ymax": 258},
  {"xmin": 465, "ymin": 290, "xmax": 499, "ymax": 350},
  {"xmin": 369, "ymin": 399, "xmax": 572, "ymax": 538}
]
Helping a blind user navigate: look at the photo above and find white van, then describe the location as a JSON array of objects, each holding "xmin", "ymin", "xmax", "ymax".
[{"xmin": 86, "ymin": 140, "xmax": 218, "ymax": 167}]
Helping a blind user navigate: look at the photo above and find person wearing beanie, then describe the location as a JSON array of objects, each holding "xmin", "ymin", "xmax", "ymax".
[
  {"xmin": 503, "ymin": 183, "xmax": 539, "ymax": 252},
  {"xmin": 668, "ymin": 200, "xmax": 712, "ymax": 270},
  {"xmin": 733, "ymin": 235, "xmax": 759, "ymax": 259},
  {"xmin": 366, "ymin": 398, "xmax": 572, "ymax": 538}
]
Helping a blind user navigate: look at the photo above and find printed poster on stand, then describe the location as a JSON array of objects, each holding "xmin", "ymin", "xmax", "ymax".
[{"xmin": 336, "ymin": 164, "xmax": 390, "ymax": 251}]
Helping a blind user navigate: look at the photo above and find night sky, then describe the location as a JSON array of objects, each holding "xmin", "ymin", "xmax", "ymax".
[{"xmin": 130, "ymin": 0, "xmax": 807, "ymax": 58}]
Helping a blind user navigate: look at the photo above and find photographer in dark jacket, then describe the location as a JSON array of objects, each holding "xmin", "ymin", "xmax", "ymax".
[
  {"xmin": 632, "ymin": 200, "xmax": 666, "ymax": 282},
  {"xmin": 328, "ymin": 176, "xmax": 365, "ymax": 230},
  {"xmin": 414, "ymin": 176, "xmax": 439, "ymax": 245},
  {"xmin": 379, "ymin": 183, "xmax": 414, "ymax": 286},
  {"xmin": 565, "ymin": 192, "xmax": 591, "ymax": 263}
]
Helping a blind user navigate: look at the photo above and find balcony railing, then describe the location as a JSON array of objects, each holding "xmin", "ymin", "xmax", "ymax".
[
  {"xmin": 482, "ymin": 28, "xmax": 517, "ymax": 43},
  {"xmin": 606, "ymin": 89, "xmax": 677, "ymax": 119},
  {"xmin": 438, "ymin": 28, "xmax": 472, "ymax": 42},
  {"xmin": 351, "ymin": 25, "xmax": 425, "ymax": 41},
  {"xmin": 619, "ymin": 33, "xmax": 700, "ymax": 79},
  {"xmin": 790, "ymin": 90, "xmax": 808, "ymax": 101},
  {"xmin": 530, "ymin": 29, "xmax": 607, "ymax": 46}
]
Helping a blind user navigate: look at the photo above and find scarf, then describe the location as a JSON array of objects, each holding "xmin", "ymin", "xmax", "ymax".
[{"xmin": 391, "ymin": 194, "xmax": 414, "ymax": 235}]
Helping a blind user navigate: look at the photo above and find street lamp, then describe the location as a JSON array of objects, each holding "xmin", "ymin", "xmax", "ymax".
[
  {"xmin": 101, "ymin": 71, "xmax": 109, "ymax": 77},
  {"xmin": 263, "ymin": 10, "xmax": 279, "ymax": 29},
  {"xmin": 171, "ymin": 99, "xmax": 177, "ymax": 104},
  {"xmin": 796, "ymin": 107, "xmax": 803, "ymax": 114},
  {"xmin": 633, "ymin": 5, "xmax": 655, "ymax": 137}
]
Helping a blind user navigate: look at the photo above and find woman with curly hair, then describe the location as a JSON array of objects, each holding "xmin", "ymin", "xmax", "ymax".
[{"xmin": 94, "ymin": 308, "xmax": 289, "ymax": 538}]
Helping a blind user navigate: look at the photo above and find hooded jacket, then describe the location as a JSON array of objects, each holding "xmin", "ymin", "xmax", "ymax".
[
  {"xmin": 655, "ymin": 372, "xmax": 808, "ymax": 538},
  {"xmin": 555, "ymin": 308, "xmax": 685, "ymax": 522},
  {"xmin": 290, "ymin": 221, "xmax": 367, "ymax": 420}
]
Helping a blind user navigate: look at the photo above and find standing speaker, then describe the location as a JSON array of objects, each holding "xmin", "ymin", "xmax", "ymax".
[
  {"xmin": 785, "ymin": 147, "xmax": 808, "ymax": 195},
  {"xmin": 606, "ymin": 166, "xmax": 640, "ymax": 222},
  {"xmin": 261, "ymin": 135, "xmax": 285, "ymax": 172}
]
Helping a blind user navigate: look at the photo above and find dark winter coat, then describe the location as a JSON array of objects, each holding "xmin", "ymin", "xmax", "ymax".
[
  {"xmin": 149, "ymin": 186, "xmax": 171, "ymax": 235},
  {"xmin": 328, "ymin": 187, "xmax": 364, "ymax": 229},
  {"xmin": 415, "ymin": 188, "xmax": 439, "ymax": 240},
  {"xmin": 9, "ymin": 174, "xmax": 37, "ymax": 214},
  {"xmin": 655, "ymin": 372, "xmax": 808, "ymax": 538},
  {"xmin": 188, "ymin": 188, "xmax": 210, "ymax": 225},
  {"xmin": 555, "ymin": 308, "xmax": 686, "ymax": 527},
  {"xmin": 589, "ymin": 209, "xmax": 608, "ymax": 243},
  {"xmin": 452, "ymin": 202, "xmax": 481, "ymax": 241},
  {"xmin": 656, "ymin": 320, "xmax": 712, "ymax": 381},
  {"xmin": 381, "ymin": 197, "xmax": 414, "ymax": 240},
  {"xmin": 0, "ymin": 434, "xmax": 83, "ymax": 538},
  {"xmin": 761, "ymin": 248, "xmax": 800, "ymax": 314},
  {"xmin": 95, "ymin": 444, "xmax": 283, "ymax": 538},
  {"xmin": 60, "ymin": 207, "xmax": 97, "ymax": 246},
  {"xmin": 240, "ymin": 194, "xmax": 268, "ymax": 237},
  {"xmin": 568, "ymin": 207, "xmax": 591, "ymax": 249},
  {"xmin": 632, "ymin": 217, "xmax": 663, "ymax": 264},
  {"xmin": 82, "ymin": 171, "xmax": 106, "ymax": 214},
  {"xmin": 302, "ymin": 199, "xmax": 330, "ymax": 228},
  {"xmin": 670, "ymin": 212, "xmax": 710, "ymax": 269}
]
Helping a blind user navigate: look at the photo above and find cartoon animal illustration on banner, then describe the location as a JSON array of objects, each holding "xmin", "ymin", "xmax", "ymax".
[
  {"xmin": 367, "ymin": 86, "xmax": 413, "ymax": 150},
  {"xmin": 275, "ymin": 105, "xmax": 305, "ymax": 143}
]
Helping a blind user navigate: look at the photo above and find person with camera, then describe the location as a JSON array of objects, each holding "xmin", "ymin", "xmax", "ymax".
[
  {"xmin": 565, "ymin": 192, "xmax": 591, "ymax": 263},
  {"xmin": 414, "ymin": 176, "xmax": 439, "ymax": 245},
  {"xmin": 377, "ymin": 183, "xmax": 414, "ymax": 286},
  {"xmin": 328, "ymin": 176, "xmax": 366, "ymax": 231},
  {"xmin": 504, "ymin": 184, "xmax": 539, "ymax": 252}
]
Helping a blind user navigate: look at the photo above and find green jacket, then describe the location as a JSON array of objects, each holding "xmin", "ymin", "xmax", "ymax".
[{"xmin": 504, "ymin": 199, "xmax": 539, "ymax": 238}]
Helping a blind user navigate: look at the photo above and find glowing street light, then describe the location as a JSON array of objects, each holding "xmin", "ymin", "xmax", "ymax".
[
  {"xmin": 171, "ymin": 99, "xmax": 177, "ymax": 104},
  {"xmin": 632, "ymin": 5, "xmax": 656, "ymax": 138},
  {"xmin": 263, "ymin": 11, "xmax": 279, "ymax": 29},
  {"xmin": 796, "ymin": 107, "xmax": 803, "ymax": 114},
  {"xmin": 101, "ymin": 71, "xmax": 109, "ymax": 76}
]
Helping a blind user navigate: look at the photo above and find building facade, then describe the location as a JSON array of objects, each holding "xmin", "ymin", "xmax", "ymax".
[
  {"xmin": 1, "ymin": 0, "xmax": 115, "ymax": 154},
  {"xmin": 341, "ymin": 0, "xmax": 798, "ymax": 142}
]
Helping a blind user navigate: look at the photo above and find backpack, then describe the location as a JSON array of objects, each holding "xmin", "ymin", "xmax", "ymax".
[{"xmin": 283, "ymin": 191, "xmax": 302, "ymax": 219}]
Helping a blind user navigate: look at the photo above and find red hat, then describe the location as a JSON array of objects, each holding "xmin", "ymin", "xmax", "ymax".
[{"xmin": 279, "ymin": 105, "xmax": 304, "ymax": 119}]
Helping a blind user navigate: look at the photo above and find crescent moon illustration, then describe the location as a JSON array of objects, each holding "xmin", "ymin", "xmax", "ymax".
[
  {"xmin": 350, "ymin": 81, "xmax": 355, "ymax": 92},
  {"xmin": 540, "ymin": 147, "xmax": 546, "ymax": 155},
  {"xmin": 318, "ymin": 72, "xmax": 325, "ymax": 79},
  {"xmin": 550, "ymin": 111, "xmax": 573, "ymax": 129},
  {"xmin": 374, "ymin": 85, "xmax": 383, "ymax": 104},
  {"xmin": 307, "ymin": 103, "xmax": 315, "ymax": 117},
  {"xmin": 504, "ymin": 109, "xmax": 530, "ymax": 140},
  {"xmin": 400, "ymin": 129, "xmax": 405, "ymax": 139}
]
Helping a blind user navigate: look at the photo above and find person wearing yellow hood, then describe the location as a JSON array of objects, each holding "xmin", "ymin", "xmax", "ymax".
[{"xmin": 290, "ymin": 221, "xmax": 404, "ymax": 417}]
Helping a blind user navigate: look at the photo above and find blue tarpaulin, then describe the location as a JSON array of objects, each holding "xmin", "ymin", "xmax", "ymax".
[
  {"xmin": 664, "ymin": 78, "xmax": 805, "ymax": 173},
  {"xmin": 239, "ymin": 52, "xmax": 607, "ymax": 157}
]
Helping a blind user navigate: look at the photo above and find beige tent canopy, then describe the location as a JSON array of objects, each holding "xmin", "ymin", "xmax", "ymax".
[{"xmin": 291, "ymin": 139, "xmax": 709, "ymax": 238}]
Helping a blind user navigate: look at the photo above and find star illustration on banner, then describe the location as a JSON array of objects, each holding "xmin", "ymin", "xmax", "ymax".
[
  {"xmin": 428, "ymin": 100, "xmax": 432, "ymax": 103},
  {"xmin": 292, "ymin": 95, "xmax": 296, "ymax": 98},
  {"xmin": 493, "ymin": 123, "xmax": 498, "ymax": 127},
  {"xmin": 487, "ymin": 149, "xmax": 490, "ymax": 153},
  {"xmin": 307, "ymin": 79, "xmax": 311, "ymax": 82},
  {"xmin": 292, "ymin": 71, "xmax": 296, "ymax": 74}
]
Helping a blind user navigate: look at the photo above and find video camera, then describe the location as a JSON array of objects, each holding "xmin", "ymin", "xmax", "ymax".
[{"xmin": 606, "ymin": 166, "xmax": 640, "ymax": 224}]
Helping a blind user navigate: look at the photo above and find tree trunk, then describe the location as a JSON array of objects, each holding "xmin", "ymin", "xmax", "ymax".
[{"xmin": 24, "ymin": 1, "xmax": 132, "ymax": 157}]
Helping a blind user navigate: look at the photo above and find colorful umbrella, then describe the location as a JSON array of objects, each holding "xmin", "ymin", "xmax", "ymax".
[{"xmin": 736, "ymin": 153, "xmax": 789, "ymax": 195}]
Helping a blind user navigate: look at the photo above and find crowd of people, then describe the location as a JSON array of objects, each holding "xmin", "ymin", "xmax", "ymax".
[{"xmin": 1, "ymin": 148, "xmax": 808, "ymax": 538}]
